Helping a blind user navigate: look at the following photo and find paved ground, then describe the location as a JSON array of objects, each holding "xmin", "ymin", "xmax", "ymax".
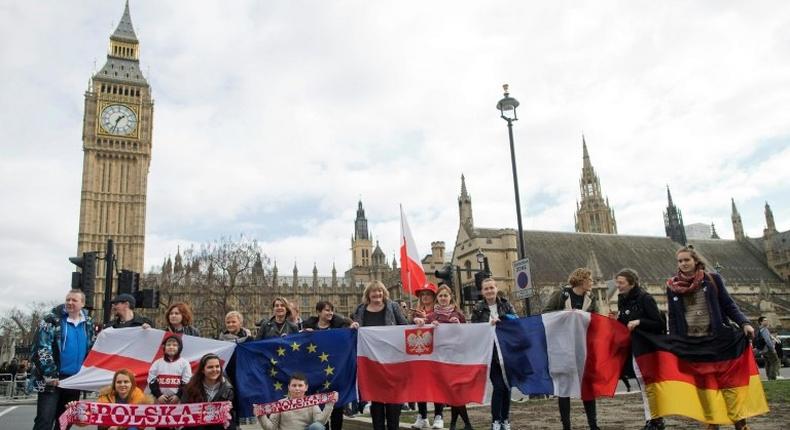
[{"xmin": 2, "ymin": 367, "xmax": 787, "ymax": 430}]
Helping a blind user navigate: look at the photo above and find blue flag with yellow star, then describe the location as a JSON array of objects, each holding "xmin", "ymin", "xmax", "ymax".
[{"xmin": 234, "ymin": 329, "xmax": 358, "ymax": 417}]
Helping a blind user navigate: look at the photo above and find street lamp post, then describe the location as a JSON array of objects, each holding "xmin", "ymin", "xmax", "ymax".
[{"xmin": 497, "ymin": 84, "xmax": 531, "ymax": 315}]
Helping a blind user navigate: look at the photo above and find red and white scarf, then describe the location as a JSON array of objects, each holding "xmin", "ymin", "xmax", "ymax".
[
  {"xmin": 58, "ymin": 401, "xmax": 232, "ymax": 429},
  {"xmin": 253, "ymin": 391, "xmax": 338, "ymax": 416},
  {"xmin": 666, "ymin": 268, "xmax": 705, "ymax": 295}
]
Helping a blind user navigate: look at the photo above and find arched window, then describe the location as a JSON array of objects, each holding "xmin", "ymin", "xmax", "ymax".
[{"xmin": 465, "ymin": 260, "xmax": 472, "ymax": 279}]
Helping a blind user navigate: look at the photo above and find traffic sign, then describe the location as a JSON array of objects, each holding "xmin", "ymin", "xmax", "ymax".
[{"xmin": 512, "ymin": 258, "xmax": 534, "ymax": 299}]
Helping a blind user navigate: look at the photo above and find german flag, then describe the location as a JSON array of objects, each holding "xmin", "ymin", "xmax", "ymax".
[{"xmin": 632, "ymin": 329, "xmax": 769, "ymax": 425}]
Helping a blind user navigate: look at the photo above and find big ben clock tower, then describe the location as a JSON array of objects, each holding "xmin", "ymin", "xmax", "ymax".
[{"xmin": 77, "ymin": 1, "xmax": 153, "ymax": 313}]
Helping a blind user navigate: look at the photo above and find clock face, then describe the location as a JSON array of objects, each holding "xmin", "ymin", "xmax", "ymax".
[{"xmin": 100, "ymin": 104, "xmax": 137, "ymax": 135}]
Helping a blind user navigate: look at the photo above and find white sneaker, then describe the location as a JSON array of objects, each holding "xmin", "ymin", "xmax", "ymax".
[
  {"xmin": 501, "ymin": 420, "xmax": 511, "ymax": 430},
  {"xmin": 491, "ymin": 421, "xmax": 502, "ymax": 430},
  {"xmin": 412, "ymin": 417, "xmax": 428, "ymax": 429},
  {"xmin": 363, "ymin": 404, "xmax": 371, "ymax": 415},
  {"xmin": 432, "ymin": 415, "xmax": 444, "ymax": 429}
]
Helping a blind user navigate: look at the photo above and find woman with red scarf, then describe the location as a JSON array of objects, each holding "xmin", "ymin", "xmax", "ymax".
[{"xmin": 666, "ymin": 246, "xmax": 754, "ymax": 430}]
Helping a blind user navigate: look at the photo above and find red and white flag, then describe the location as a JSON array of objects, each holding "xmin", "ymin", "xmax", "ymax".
[
  {"xmin": 59, "ymin": 327, "xmax": 236, "ymax": 392},
  {"xmin": 400, "ymin": 205, "xmax": 427, "ymax": 295},
  {"xmin": 357, "ymin": 323, "xmax": 494, "ymax": 405}
]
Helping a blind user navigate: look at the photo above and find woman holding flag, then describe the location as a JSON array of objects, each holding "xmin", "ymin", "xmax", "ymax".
[
  {"xmin": 95, "ymin": 368, "xmax": 154, "ymax": 430},
  {"xmin": 666, "ymin": 246, "xmax": 754, "ymax": 430},
  {"xmin": 410, "ymin": 283, "xmax": 446, "ymax": 430},
  {"xmin": 427, "ymin": 285, "xmax": 473, "ymax": 430},
  {"xmin": 543, "ymin": 268, "xmax": 600, "ymax": 430},
  {"xmin": 471, "ymin": 278, "xmax": 517, "ymax": 430},
  {"xmin": 350, "ymin": 281, "xmax": 409, "ymax": 430}
]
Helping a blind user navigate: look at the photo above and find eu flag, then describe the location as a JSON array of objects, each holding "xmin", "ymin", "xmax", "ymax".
[{"xmin": 235, "ymin": 329, "xmax": 358, "ymax": 417}]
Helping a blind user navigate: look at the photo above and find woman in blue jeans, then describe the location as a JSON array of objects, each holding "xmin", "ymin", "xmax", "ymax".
[{"xmin": 470, "ymin": 278, "xmax": 517, "ymax": 430}]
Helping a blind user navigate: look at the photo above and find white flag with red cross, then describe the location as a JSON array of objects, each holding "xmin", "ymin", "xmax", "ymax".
[
  {"xmin": 399, "ymin": 205, "xmax": 428, "ymax": 296},
  {"xmin": 59, "ymin": 327, "xmax": 236, "ymax": 392}
]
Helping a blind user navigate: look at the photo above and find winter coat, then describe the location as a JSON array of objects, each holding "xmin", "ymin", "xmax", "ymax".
[
  {"xmin": 470, "ymin": 297, "xmax": 517, "ymax": 323},
  {"xmin": 256, "ymin": 317, "xmax": 299, "ymax": 340},
  {"xmin": 29, "ymin": 304, "xmax": 95, "ymax": 392},
  {"xmin": 666, "ymin": 272, "xmax": 751, "ymax": 337},
  {"xmin": 616, "ymin": 286, "xmax": 665, "ymax": 334},
  {"xmin": 352, "ymin": 301, "xmax": 408, "ymax": 327},
  {"xmin": 302, "ymin": 314, "xmax": 351, "ymax": 330},
  {"xmin": 543, "ymin": 286, "xmax": 600, "ymax": 314},
  {"xmin": 219, "ymin": 327, "xmax": 253, "ymax": 343},
  {"xmin": 181, "ymin": 379, "xmax": 237, "ymax": 430}
]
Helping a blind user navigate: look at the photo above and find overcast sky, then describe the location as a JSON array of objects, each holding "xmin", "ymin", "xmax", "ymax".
[{"xmin": 1, "ymin": 0, "xmax": 788, "ymax": 313}]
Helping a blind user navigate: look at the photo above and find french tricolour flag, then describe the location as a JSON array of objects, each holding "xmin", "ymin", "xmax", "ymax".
[
  {"xmin": 357, "ymin": 324, "xmax": 495, "ymax": 405},
  {"xmin": 496, "ymin": 310, "xmax": 630, "ymax": 400},
  {"xmin": 59, "ymin": 327, "xmax": 236, "ymax": 392}
]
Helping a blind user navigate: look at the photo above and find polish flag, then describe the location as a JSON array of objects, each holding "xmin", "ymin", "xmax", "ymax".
[
  {"xmin": 357, "ymin": 323, "xmax": 494, "ymax": 405},
  {"xmin": 59, "ymin": 327, "xmax": 236, "ymax": 392},
  {"xmin": 400, "ymin": 205, "xmax": 427, "ymax": 295}
]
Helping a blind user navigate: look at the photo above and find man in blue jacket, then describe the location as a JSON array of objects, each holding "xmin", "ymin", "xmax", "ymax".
[{"xmin": 31, "ymin": 289, "xmax": 95, "ymax": 430}]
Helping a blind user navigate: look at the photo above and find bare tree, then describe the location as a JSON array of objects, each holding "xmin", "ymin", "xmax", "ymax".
[
  {"xmin": 0, "ymin": 301, "xmax": 56, "ymax": 351},
  {"xmin": 142, "ymin": 236, "xmax": 271, "ymax": 337}
]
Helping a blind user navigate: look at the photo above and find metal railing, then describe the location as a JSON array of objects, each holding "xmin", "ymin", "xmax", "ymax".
[{"xmin": 0, "ymin": 373, "xmax": 31, "ymax": 399}]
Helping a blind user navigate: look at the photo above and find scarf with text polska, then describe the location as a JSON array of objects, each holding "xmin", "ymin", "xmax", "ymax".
[
  {"xmin": 58, "ymin": 401, "xmax": 232, "ymax": 430},
  {"xmin": 253, "ymin": 391, "xmax": 338, "ymax": 416},
  {"xmin": 666, "ymin": 267, "xmax": 705, "ymax": 295}
]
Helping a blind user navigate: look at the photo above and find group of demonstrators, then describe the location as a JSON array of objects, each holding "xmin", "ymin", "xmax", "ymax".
[{"xmin": 29, "ymin": 245, "xmax": 764, "ymax": 430}]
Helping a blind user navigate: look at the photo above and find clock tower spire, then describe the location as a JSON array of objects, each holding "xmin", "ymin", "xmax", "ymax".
[{"xmin": 77, "ymin": 0, "xmax": 153, "ymax": 313}]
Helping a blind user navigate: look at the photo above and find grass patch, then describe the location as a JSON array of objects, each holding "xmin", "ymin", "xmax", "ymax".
[{"xmin": 762, "ymin": 380, "xmax": 790, "ymax": 403}]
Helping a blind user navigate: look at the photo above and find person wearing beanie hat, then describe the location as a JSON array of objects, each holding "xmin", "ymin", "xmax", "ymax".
[{"xmin": 107, "ymin": 293, "xmax": 154, "ymax": 329}]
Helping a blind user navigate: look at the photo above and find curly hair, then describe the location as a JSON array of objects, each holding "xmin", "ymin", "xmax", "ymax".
[
  {"xmin": 166, "ymin": 302, "xmax": 193, "ymax": 327},
  {"xmin": 567, "ymin": 268, "xmax": 592, "ymax": 288}
]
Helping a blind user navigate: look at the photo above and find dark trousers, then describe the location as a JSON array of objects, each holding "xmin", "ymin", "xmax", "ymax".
[
  {"xmin": 417, "ymin": 402, "xmax": 444, "ymax": 419},
  {"xmin": 490, "ymin": 358, "xmax": 510, "ymax": 423},
  {"xmin": 33, "ymin": 387, "xmax": 81, "ymax": 430},
  {"xmin": 558, "ymin": 397, "xmax": 597, "ymax": 430},
  {"xmin": 370, "ymin": 402, "xmax": 401, "ymax": 430},
  {"xmin": 329, "ymin": 404, "xmax": 345, "ymax": 430},
  {"xmin": 450, "ymin": 405, "xmax": 471, "ymax": 427}
]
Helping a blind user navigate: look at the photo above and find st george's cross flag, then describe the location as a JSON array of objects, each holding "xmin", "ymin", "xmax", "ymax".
[
  {"xmin": 357, "ymin": 323, "xmax": 494, "ymax": 405},
  {"xmin": 400, "ymin": 205, "xmax": 428, "ymax": 296},
  {"xmin": 59, "ymin": 327, "xmax": 236, "ymax": 391}
]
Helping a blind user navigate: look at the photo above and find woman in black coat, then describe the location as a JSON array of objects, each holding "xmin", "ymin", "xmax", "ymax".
[{"xmin": 614, "ymin": 268, "xmax": 665, "ymax": 430}]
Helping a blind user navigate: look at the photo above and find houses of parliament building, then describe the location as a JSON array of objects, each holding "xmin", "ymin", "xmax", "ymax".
[{"xmin": 75, "ymin": 3, "xmax": 789, "ymax": 335}]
